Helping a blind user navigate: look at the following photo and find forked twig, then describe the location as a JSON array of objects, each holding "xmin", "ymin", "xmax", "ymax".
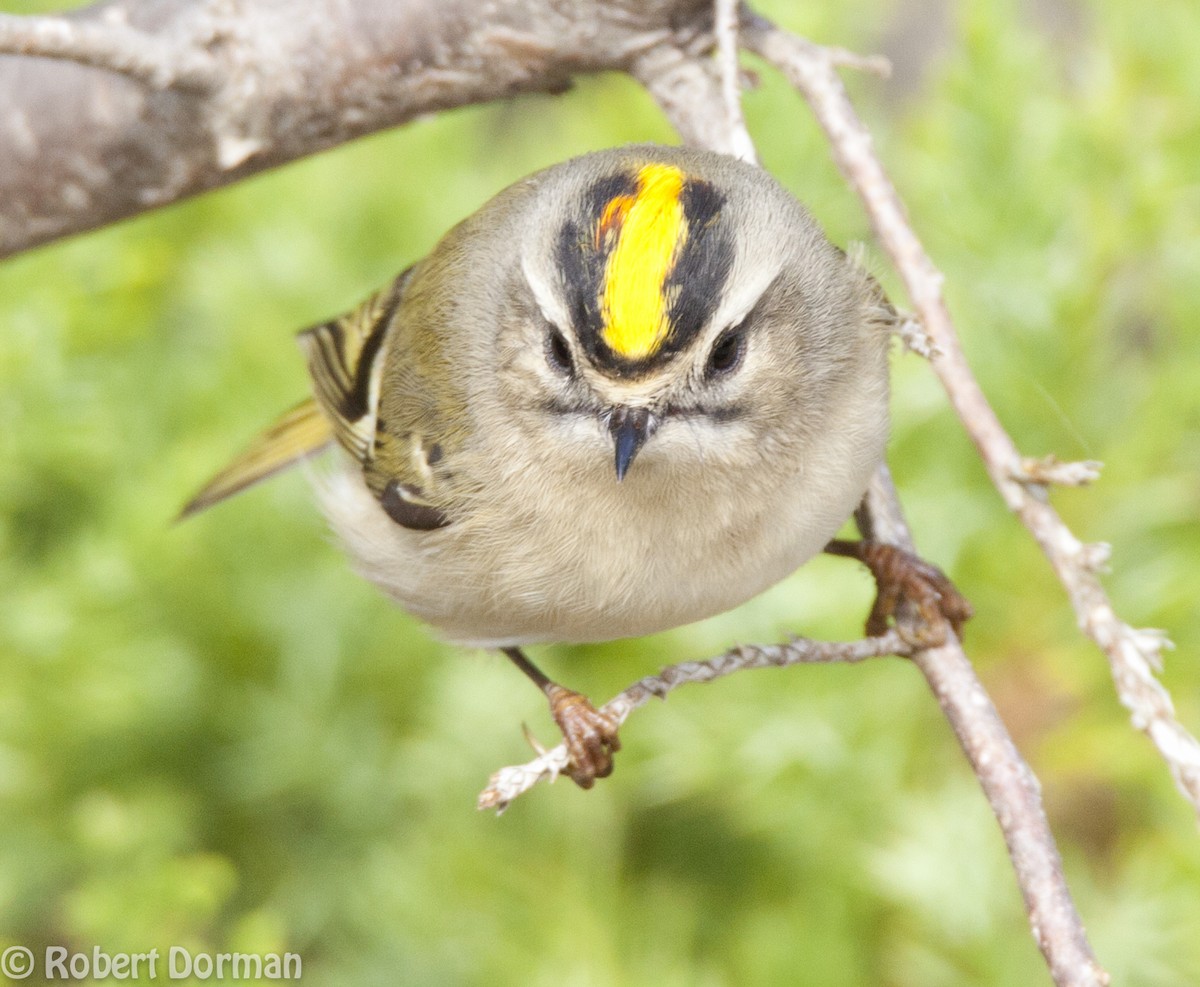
[
  {"xmin": 480, "ymin": 631, "xmax": 908, "ymax": 811},
  {"xmin": 745, "ymin": 18, "xmax": 1199, "ymax": 818}
]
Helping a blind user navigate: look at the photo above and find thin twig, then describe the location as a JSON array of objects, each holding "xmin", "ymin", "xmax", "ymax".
[
  {"xmin": 863, "ymin": 468, "xmax": 1109, "ymax": 987},
  {"xmin": 0, "ymin": 13, "xmax": 216, "ymax": 89},
  {"xmin": 712, "ymin": 0, "xmax": 757, "ymax": 164},
  {"xmin": 894, "ymin": 313, "xmax": 940, "ymax": 358},
  {"xmin": 824, "ymin": 45, "xmax": 891, "ymax": 77},
  {"xmin": 1014, "ymin": 455, "xmax": 1103, "ymax": 488},
  {"xmin": 644, "ymin": 25, "xmax": 1109, "ymax": 987},
  {"xmin": 745, "ymin": 20, "xmax": 1200, "ymax": 820},
  {"xmin": 479, "ymin": 630, "xmax": 908, "ymax": 812}
]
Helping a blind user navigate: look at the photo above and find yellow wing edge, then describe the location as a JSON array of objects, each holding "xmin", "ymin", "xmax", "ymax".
[{"xmin": 178, "ymin": 398, "xmax": 333, "ymax": 520}]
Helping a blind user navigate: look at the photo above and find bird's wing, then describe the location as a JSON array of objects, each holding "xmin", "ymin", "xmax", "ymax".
[
  {"xmin": 178, "ymin": 397, "xmax": 332, "ymax": 518},
  {"xmin": 180, "ymin": 267, "xmax": 415, "ymax": 520},
  {"xmin": 298, "ymin": 267, "xmax": 413, "ymax": 464}
]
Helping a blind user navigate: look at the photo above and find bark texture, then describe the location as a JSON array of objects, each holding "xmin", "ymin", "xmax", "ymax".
[{"xmin": 0, "ymin": 0, "xmax": 720, "ymax": 256}]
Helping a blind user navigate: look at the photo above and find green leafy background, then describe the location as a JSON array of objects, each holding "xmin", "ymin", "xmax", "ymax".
[{"xmin": 2, "ymin": 0, "xmax": 1198, "ymax": 983}]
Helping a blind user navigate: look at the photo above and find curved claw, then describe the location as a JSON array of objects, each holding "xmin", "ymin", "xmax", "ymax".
[
  {"xmin": 830, "ymin": 539, "xmax": 973, "ymax": 647},
  {"xmin": 546, "ymin": 685, "xmax": 622, "ymax": 789}
]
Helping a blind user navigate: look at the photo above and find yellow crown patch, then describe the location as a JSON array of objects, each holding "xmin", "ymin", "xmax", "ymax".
[{"xmin": 597, "ymin": 164, "xmax": 688, "ymax": 361}]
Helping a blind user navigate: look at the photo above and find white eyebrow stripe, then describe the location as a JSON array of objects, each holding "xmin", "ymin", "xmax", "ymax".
[
  {"xmin": 712, "ymin": 251, "xmax": 781, "ymax": 332},
  {"xmin": 522, "ymin": 251, "xmax": 574, "ymax": 332}
]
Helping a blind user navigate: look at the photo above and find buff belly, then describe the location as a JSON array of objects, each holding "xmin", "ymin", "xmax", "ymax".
[{"xmin": 312, "ymin": 426, "xmax": 879, "ymax": 648}]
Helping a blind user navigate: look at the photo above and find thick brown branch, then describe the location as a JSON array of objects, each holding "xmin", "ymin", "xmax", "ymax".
[
  {"xmin": 0, "ymin": 12, "xmax": 215, "ymax": 88},
  {"xmin": 0, "ymin": 0, "xmax": 714, "ymax": 258}
]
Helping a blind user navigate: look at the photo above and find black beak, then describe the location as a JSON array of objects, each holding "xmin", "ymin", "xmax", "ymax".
[{"xmin": 608, "ymin": 406, "xmax": 656, "ymax": 481}]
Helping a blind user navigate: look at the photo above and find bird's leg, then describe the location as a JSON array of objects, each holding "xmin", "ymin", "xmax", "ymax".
[
  {"xmin": 824, "ymin": 539, "xmax": 973, "ymax": 648},
  {"xmin": 501, "ymin": 647, "xmax": 621, "ymax": 789}
]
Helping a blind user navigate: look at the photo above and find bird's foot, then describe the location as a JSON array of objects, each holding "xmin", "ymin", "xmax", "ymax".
[
  {"xmin": 830, "ymin": 539, "xmax": 973, "ymax": 648},
  {"xmin": 545, "ymin": 684, "xmax": 621, "ymax": 789}
]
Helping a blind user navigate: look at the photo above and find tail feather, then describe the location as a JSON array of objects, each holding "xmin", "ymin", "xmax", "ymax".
[{"xmin": 179, "ymin": 398, "xmax": 333, "ymax": 519}]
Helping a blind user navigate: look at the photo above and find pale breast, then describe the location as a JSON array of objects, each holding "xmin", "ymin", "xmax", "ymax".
[{"xmin": 313, "ymin": 391, "xmax": 884, "ymax": 649}]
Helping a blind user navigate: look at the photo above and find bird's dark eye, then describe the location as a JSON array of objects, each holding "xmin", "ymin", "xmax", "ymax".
[
  {"xmin": 706, "ymin": 326, "xmax": 746, "ymax": 378},
  {"xmin": 545, "ymin": 327, "xmax": 575, "ymax": 377}
]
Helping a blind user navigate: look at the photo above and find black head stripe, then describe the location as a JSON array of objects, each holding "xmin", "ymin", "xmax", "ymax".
[
  {"xmin": 556, "ymin": 216, "xmax": 604, "ymax": 349},
  {"xmin": 556, "ymin": 172, "xmax": 637, "ymax": 352},
  {"xmin": 556, "ymin": 170, "xmax": 734, "ymax": 378},
  {"xmin": 664, "ymin": 179, "xmax": 735, "ymax": 354}
]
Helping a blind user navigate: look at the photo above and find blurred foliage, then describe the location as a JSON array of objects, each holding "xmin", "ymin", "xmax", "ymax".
[{"xmin": 2, "ymin": 0, "xmax": 1199, "ymax": 984}]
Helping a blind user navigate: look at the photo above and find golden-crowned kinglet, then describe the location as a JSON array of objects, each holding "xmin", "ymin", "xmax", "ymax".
[{"xmin": 185, "ymin": 144, "xmax": 895, "ymax": 786}]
